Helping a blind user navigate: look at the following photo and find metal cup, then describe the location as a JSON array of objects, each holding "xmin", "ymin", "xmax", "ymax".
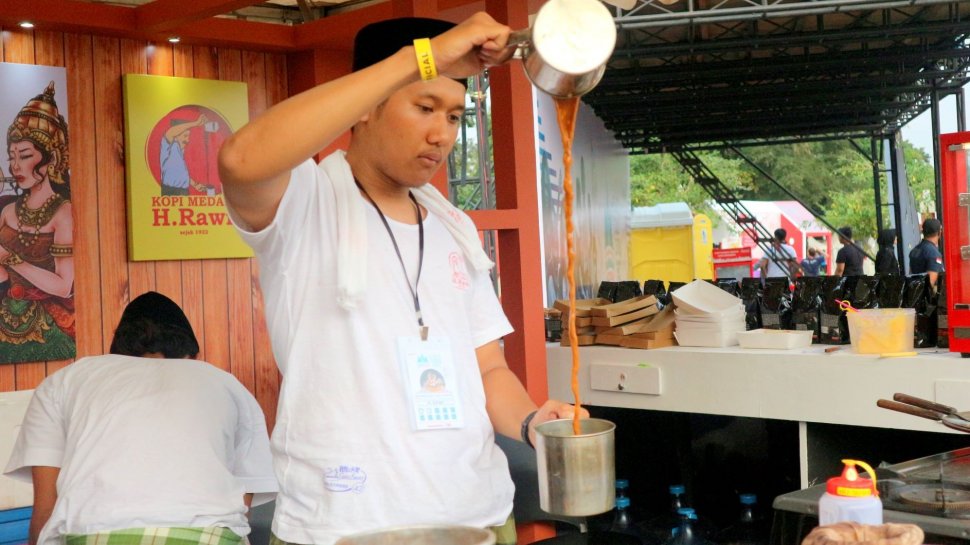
[
  {"xmin": 508, "ymin": 0, "xmax": 617, "ymax": 99},
  {"xmin": 535, "ymin": 418, "xmax": 616, "ymax": 516},
  {"xmin": 334, "ymin": 525, "xmax": 495, "ymax": 545}
]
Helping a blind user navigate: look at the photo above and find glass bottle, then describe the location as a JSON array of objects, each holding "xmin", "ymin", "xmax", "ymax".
[
  {"xmin": 617, "ymin": 478, "xmax": 630, "ymax": 501},
  {"xmin": 718, "ymin": 493, "xmax": 769, "ymax": 545},
  {"xmin": 642, "ymin": 484, "xmax": 688, "ymax": 542},
  {"xmin": 612, "ymin": 496, "xmax": 633, "ymax": 533},
  {"xmin": 664, "ymin": 508, "xmax": 713, "ymax": 545}
]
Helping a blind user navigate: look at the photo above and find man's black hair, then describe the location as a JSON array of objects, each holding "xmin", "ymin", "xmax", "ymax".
[
  {"xmin": 837, "ymin": 226, "xmax": 853, "ymax": 240},
  {"xmin": 877, "ymin": 228, "xmax": 896, "ymax": 247},
  {"xmin": 109, "ymin": 291, "xmax": 200, "ymax": 359},
  {"xmin": 773, "ymin": 228, "xmax": 787, "ymax": 243},
  {"xmin": 922, "ymin": 218, "xmax": 942, "ymax": 237}
]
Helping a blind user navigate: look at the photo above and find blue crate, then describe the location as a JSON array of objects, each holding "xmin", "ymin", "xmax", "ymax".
[{"xmin": 0, "ymin": 507, "xmax": 31, "ymax": 545}]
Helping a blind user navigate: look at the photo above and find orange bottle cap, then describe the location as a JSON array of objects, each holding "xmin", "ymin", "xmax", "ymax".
[{"xmin": 826, "ymin": 460, "xmax": 878, "ymax": 497}]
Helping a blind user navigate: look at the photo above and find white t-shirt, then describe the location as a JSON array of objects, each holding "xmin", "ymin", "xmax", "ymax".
[
  {"xmin": 230, "ymin": 158, "xmax": 515, "ymax": 545},
  {"xmin": 3, "ymin": 355, "xmax": 277, "ymax": 545},
  {"xmin": 764, "ymin": 243, "xmax": 797, "ymax": 277}
]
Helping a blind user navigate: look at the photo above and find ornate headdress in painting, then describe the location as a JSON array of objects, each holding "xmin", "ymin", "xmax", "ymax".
[{"xmin": 7, "ymin": 81, "xmax": 69, "ymax": 186}]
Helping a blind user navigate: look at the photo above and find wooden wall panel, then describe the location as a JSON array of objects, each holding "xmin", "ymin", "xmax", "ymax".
[
  {"xmin": 64, "ymin": 33, "xmax": 102, "ymax": 361},
  {"xmin": 4, "ymin": 28, "xmax": 47, "ymax": 391},
  {"xmin": 121, "ymin": 39, "xmax": 156, "ymax": 302},
  {"xmin": 218, "ymin": 48, "xmax": 257, "ymax": 394},
  {"xmin": 0, "ymin": 28, "xmax": 284, "ymax": 431},
  {"xmin": 93, "ymin": 35, "xmax": 129, "ymax": 354},
  {"xmin": 34, "ymin": 30, "xmax": 64, "ymax": 65},
  {"xmin": 2, "ymin": 28, "xmax": 33, "ymax": 63},
  {"xmin": 250, "ymin": 51, "xmax": 285, "ymax": 430},
  {"xmin": 193, "ymin": 45, "xmax": 231, "ymax": 372}
]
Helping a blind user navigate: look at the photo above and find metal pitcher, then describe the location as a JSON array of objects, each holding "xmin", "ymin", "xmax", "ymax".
[
  {"xmin": 535, "ymin": 418, "xmax": 616, "ymax": 516},
  {"xmin": 508, "ymin": 0, "xmax": 617, "ymax": 99}
]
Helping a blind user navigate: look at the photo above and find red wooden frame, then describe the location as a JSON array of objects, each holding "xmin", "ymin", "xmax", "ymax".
[{"xmin": 939, "ymin": 132, "xmax": 970, "ymax": 355}]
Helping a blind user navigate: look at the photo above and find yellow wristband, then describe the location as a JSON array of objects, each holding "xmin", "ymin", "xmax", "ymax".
[{"xmin": 413, "ymin": 38, "xmax": 437, "ymax": 81}]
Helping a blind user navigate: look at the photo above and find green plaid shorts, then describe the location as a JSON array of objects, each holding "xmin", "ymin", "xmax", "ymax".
[
  {"xmin": 65, "ymin": 527, "xmax": 242, "ymax": 545},
  {"xmin": 269, "ymin": 514, "xmax": 517, "ymax": 545}
]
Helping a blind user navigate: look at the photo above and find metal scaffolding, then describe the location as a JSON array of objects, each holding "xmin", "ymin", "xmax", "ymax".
[{"xmin": 585, "ymin": 1, "xmax": 970, "ymax": 154}]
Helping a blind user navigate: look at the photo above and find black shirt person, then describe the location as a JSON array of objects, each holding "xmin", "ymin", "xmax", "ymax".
[
  {"xmin": 835, "ymin": 226, "xmax": 864, "ymax": 277},
  {"xmin": 909, "ymin": 218, "xmax": 944, "ymax": 289},
  {"xmin": 874, "ymin": 228, "xmax": 900, "ymax": 276}
]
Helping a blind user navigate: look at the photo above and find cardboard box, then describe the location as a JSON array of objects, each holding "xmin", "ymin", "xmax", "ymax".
[
  {"xmin": 553, "ymin": 298, "xmax": 612, "ymax": 317},
  {"xmin": 619, "ymin": 336, "xmax": 677, "ymax": 349},
  {"xmin": 591, "ymin": 305, "xmax": 657, "ymax": 327},
  {"xmin": 589, "ymin": 295, "xmax": 659, "ymax": 317}
]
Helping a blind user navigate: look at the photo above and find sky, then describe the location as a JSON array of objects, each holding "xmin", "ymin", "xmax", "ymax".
[{"xmin": 900, "ymin": 92, "xmax": 966, "ymax": 164}]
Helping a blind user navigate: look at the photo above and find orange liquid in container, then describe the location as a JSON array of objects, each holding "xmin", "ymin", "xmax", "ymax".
[{"xmin": 555, "ymin": 97, "xmax": 582, "ymax": 436}]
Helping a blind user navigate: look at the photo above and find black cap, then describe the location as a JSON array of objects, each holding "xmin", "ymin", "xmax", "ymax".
[
  {"xmin": 922, "ymin": 218, "xmax": 942, "ymax": 236},
  {"xmin": 119, "ymin": 291, "xmax": 197, "ymax": 343},
  {"xmin": 353, "ymin": 17, "xmax": 467, "ymax": 88},
  {"xmin": 838, "ymin": 226, "xmax": 852, "ymax": 240}
]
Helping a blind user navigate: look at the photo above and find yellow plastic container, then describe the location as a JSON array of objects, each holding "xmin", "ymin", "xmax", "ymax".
[
  {"xmin": 629, "ymin": 203, "xmax": 713, "ymax": 283},
  {"xmin": 846, "ymin": 309, "xmax": 915, "ymax": 354},
  {"xmin": 692, "ymin": 213, "xmax": 714, "ymax": 280}
]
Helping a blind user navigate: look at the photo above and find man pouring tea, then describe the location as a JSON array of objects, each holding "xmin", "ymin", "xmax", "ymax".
[{"xmin": 219, "ymin": 11, "xmax": 588, "ymax": 545}]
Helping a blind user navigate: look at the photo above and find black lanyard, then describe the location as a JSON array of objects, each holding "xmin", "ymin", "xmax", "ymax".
[{"xmin": 355, "ymin": 180, "xmax": 428, "ymax": 340}]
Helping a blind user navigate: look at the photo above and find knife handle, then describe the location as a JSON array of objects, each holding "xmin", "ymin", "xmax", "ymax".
[
  {"xmin": 893, "ymin": 393, "xmax": 957, "ymax": 415},
  {"xmin": 878, "ymin": 399, "xmax": 943, "ymax": 421}
]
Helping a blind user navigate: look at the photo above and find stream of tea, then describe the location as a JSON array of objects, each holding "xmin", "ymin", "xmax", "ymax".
[{"xmin": 555, "ymin": 96, "xmax": 582, "ymax": 436}]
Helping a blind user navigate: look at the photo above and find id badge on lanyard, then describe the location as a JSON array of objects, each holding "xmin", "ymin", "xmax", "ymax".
[{"xmin": 397, "ymin": 335, "xmax": 464, "ymax": 430}]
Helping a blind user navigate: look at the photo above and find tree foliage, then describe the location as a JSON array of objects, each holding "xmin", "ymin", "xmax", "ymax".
[
  {"xmin": 630, "ymin": 151, "xmax": 756, "ymax": 221},
  {"xmin": 629, "ymin": 139, "xmax": 936, "ymax": 248}
]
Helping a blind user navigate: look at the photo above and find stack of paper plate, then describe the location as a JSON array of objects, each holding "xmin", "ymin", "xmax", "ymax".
[{"xmin": 671, "ymin": 280, "xmax": 746, "ymax": 347}]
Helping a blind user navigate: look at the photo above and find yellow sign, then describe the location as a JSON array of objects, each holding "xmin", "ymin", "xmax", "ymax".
[{"xmin": 123, "ymin": 74, "xmax": 252, "ymax": 260}]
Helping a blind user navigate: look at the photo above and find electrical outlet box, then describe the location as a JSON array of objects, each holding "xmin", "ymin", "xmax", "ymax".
[{"xmin": 590, "ymin": 362, "xmax": 661, "ymax": 395}]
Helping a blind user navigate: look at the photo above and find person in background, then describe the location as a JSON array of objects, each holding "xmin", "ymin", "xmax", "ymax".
[
  {"xmin": 874, "ymin": 228, "xmax": 900, "ymax": 276},
  {"xmin": 758, "ymin": 228, "xmax": 800, "ymax": 278},
  {"xmin": 217, "ymin": 14, "xmax": 584, "ymax": 545},
  {"xmin": 909, "ymin": 218, "xmax": 944, "ymax": 289},
  {"xmin": 834, "ymin": 226, "xmax": 864, "ymax": 276},
  {"xmin": 800, "ymin": 247, "xmax": 826, "ymax": 276},
  {"xmin": 4, "ymin": 291, "xmax": 276, "ymax": 545}
]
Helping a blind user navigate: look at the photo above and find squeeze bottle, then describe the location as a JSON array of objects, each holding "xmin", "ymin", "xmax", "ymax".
[{"xmin": 818, "ymin": 459, "xmax": 883, "ymax": 525}]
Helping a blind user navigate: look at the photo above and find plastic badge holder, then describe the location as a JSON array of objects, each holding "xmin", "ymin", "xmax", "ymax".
[
  {"xmin": 737, "ymin": 329, "xmax": 813, "ymax": 350},
  {"xmin": 846, "ymin": 308, "xmax": 915, "ymax": 354},
  {"xmin": 672, "ymin": 280, "xmax": 743, "ymax": 315}
]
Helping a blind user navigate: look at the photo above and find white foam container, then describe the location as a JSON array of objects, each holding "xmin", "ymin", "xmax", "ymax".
[
  {"xmin": 674, "ymin": 329, "xmax": 740, "ymax": 347},
  {"xmin": 737, "ymin": 329, "xmax": 813, "ymax": 350},
  {"xmin": 674, "ymin": 308, "xmax": 746, "ymax": 323},
  {"xmin": 675, "ymin": 319, "xmax": 747, "ymax": 332},
  {"xmin": 672, "ymin": 280, "xmax": 743, "ymax": 315}
]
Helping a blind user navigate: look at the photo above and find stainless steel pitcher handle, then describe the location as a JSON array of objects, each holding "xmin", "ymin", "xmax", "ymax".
[{"xmin": 507, "ymin": 28, "xmax": 531, "ymax": 59}]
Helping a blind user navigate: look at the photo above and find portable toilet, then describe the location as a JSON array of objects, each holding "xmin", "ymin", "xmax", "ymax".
[
  {"xmin": 629, "ymin": 203, "xmax": 714, "ymax": 283},
  {"xmin": 692, "ymin": 213, "xmax": 714, "ymax": 279}
]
